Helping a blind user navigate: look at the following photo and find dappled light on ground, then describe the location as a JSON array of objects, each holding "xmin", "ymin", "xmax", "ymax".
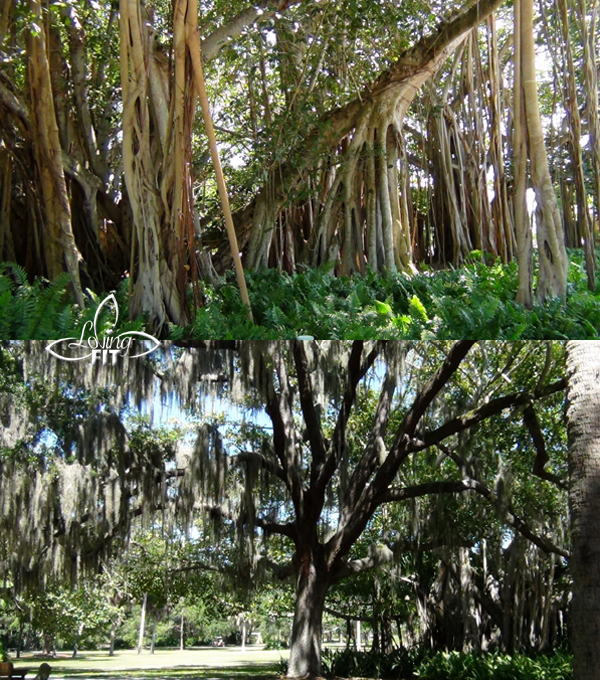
[{"xmin": 11, "ymin": 646, "xmax": 288, "ymax": 679}]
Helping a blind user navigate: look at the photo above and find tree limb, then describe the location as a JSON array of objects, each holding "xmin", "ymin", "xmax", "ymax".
[
  {"xmin": 255, "ymin": 517, "xmax": 297, "ymax": 540},
  {"xmin": 326, "ymin": 341, "xmax": 475, "ymax": 567},
  {"xmin": 202, "ymin": 0, "xmax": 308, "ymax": 62},
  {"xmin": 378, "ymin": 479, "xmax": 480, "ymax": 504},
  {"xmin": 412, "ymin": 378, "xmax": 566, "ymax": 453},
  {"xmin": 523, "ymin": 404, "xmax": 566, "ymax": 489},
  {"xmin": 294, "ymin": 342, "xmax": 328, "ymax": 479},
  {"xmin": 315, "ymin": 342, "xmax": 384, "ymax": 496},
  {"xmin": 438, "ymin": 445, "xmax": 570, "ymax": 559}
]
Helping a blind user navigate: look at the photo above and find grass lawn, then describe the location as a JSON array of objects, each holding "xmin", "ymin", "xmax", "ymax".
[{"xmin": 10, "ymin": 645, "xmax": 289, "ymax": 679}]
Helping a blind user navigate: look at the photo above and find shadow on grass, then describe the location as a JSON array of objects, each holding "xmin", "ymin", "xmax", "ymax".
[{"xmin": 53, "ymin": 664, "xmax": 281, "ymax": 679}]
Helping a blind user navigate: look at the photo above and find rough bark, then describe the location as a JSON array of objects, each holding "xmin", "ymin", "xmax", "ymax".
[
  {"xmin": 567, "ymin": 341, "xmax": 600, "ymax": 679},
  {"xmin": 287, "ymin": 549, "xmax": 330, "ymax": 678}
]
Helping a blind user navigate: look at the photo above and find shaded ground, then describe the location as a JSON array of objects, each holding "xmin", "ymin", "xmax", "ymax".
[{"xmin": 11, "ymin": 645, "xmax": 288, "ymax": 679}]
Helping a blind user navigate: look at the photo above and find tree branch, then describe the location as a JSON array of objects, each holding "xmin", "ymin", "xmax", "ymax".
[
  {"xmin": 333, "ymin": 543, "xmax": 394, "ymax": 580},
  {"xmin": 294, "ymin": 342, "xmax": 328, "ymax": 478},
  {"xmin": 315, "ymin": 342, "xmax": 384, "ymax": 496},
  {"xmin": 202, "ymin": 0, "xmax": 308, "ymax": 61},
  {"xmin": 523, "ymin": 404, "xmax": 566, "ymax": 489},
  {"xmin": 255, "ymin": 518, "xmax": 297, "ymax": 540},
  {"xmin": 265, "ymin": 558, "xmax": 295, "ymax": 580},
  {"xmin": 438, "ymin": 445, "xmax": 570, "ymax": 559},
  {"xmin": 324, "ymin": 606, "xmax": 375, "ymax": 623},
  {"xmin": 261, "ymin": 352, "xmax": 303, "ymax": 508},
  {"xmin": 171, "ymin": 561, "xmax": 224, "ymax": 574},
  {"xmin": 341, "ymin": 349, "xmax": 401, "ymax": 516},
  {"xmin": 412, "ymin": 378, "xmax": 566, "ymax": 453},
  {"xmin": 326, "ymin": 341, "xmax": 475, "ymax": 568},
  {"xmin": 378, "ymin": 479, "xmax": 480, "ymax": 504}
]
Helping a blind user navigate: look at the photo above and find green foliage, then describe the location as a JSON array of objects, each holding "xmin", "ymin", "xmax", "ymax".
[
  {"xmin": 0, "ymin": 264, "xmax": 146, "ymax": 340},
  {"xmin": 321, "ymin": 647, "xmax": 419, "ymax": 679},
  {"xmin": 30, "ymin": 584, "xmax": 119, "ymax": 650},
  {"xmin": 0, "ymin": 643, "xmax": 8, "ymax": 662},
  {"xmin": 177, "ymin": 251, "xmax": 600, "ymax": 340},
  {"xmin": 415, "ymin": 650, "xmax": 573, "ymax": 680},
  {"xmin": 316, "ymin": 648, "xmax": 572, "ymax": 680},
  {"xmin": 2, "ymin": 251, "xmax": 599, "ymax": 340},
  {"xmin": 0, "ymin": 264, "xmax": 76, "ymax": 339}
]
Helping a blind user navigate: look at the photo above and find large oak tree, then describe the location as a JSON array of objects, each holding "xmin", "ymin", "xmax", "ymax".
[{"xmin": 0, "ymin": 341, "xmax": 571, "ymax": 677}]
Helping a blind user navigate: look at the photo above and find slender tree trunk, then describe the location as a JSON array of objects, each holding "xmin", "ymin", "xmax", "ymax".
[
  {"xmin": 559, "ymin": 0, "xmax": 596, "ymax": 290},
  {"xmin": 287, "ymin": 556, "xmax": 330, "ymax": 679},
  {"xmin": 520, "ymin": 0, "xmax": 569, "ymax": 302},
  {"xmin": 150, "ymin": 618, "xmax": 157, "ymax": 654},
  {"xmin": 579, "ymin": 0, "xmax": 600, "ymax": 239},
  {"xmin": 16, "ymin": 621, "xmax": 23, "ymax": 659},
  {"xmin": 241, "ymin": 620, "xmax": 246, "ymax": 652},
  {"xmin": 513, "ymin": 0, "xmax": 533, "ymax": 307},
  {"xmin": 137, "ymin": 592, "xmax": 147, "ymax": 655},
  {"xmin": 109, "ymin": 625, "xmax": 116, "ymax": 656},
  {"xmin": 180, "ymin": 615, "xmax": 184, "ymax": 651},
  {"xmin": 566, "ymin": 341, "xmax": 600, "ymax": 679}
]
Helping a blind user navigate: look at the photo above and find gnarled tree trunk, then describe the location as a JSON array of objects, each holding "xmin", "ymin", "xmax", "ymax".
[
  {"xmin": 519, "ymin": 0, "xmax": 569, "ymax": 302},
  {"xmin": 242, "ymin": 0, "xmax": 507, "ymax": 273},
  {"xmin": 27, "ymin": 0, "xmax": 84, "ymax": 307}
]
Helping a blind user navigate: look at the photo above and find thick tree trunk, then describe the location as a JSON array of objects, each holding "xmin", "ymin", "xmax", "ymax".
[
  {"xmin": 119, "ymin": 0, "xmax": 184, "ymax": 330},
  {"xmin": 567, "ymin": 341, "xmax": 600, "ymax": 679},
  {"xmin": 287, "ymin": 556, "xmax": 330, "ymax": 679},
  {"xmin": 27, "ymin": 0, "xmax": 84, "ymax": 307}
]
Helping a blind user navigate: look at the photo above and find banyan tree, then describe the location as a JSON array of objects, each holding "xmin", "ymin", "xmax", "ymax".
[
  {"xmin": 1, "ymin": 0, "xmax": 597, "ymax": 327},
  {"xmin": 0, "ymin": 340, "xmax": 575, "ymax": 677}
]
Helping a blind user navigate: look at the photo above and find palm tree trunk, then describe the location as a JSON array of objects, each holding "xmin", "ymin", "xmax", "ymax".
[{"xmin": 566, "ymin": 341, "xmax": 600, "ymax": 678}]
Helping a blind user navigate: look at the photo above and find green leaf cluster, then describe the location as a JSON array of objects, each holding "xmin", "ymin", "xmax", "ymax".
[{"xmin": 416, "ymin": 650, "xmax": 573, "ymax": 679}]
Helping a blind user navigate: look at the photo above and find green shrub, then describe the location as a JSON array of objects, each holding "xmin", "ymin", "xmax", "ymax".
[
  {"xmin": 321, "ymin": 647, "xmax": 419, "ymax": 679},
  {"xmin": 416, "ymin": 650, "xmax": 573, "ymax": 680},
  {"xmin": 263, "ymin": 636, "xmax": 287, "ymax": 650},
  {"xmin": 178, "ymin": 250, "xmax": 600, "ymax": 340},
  {"xmin": 2, "ymin": 250, "xmax": 599, "ymax": 340}
]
